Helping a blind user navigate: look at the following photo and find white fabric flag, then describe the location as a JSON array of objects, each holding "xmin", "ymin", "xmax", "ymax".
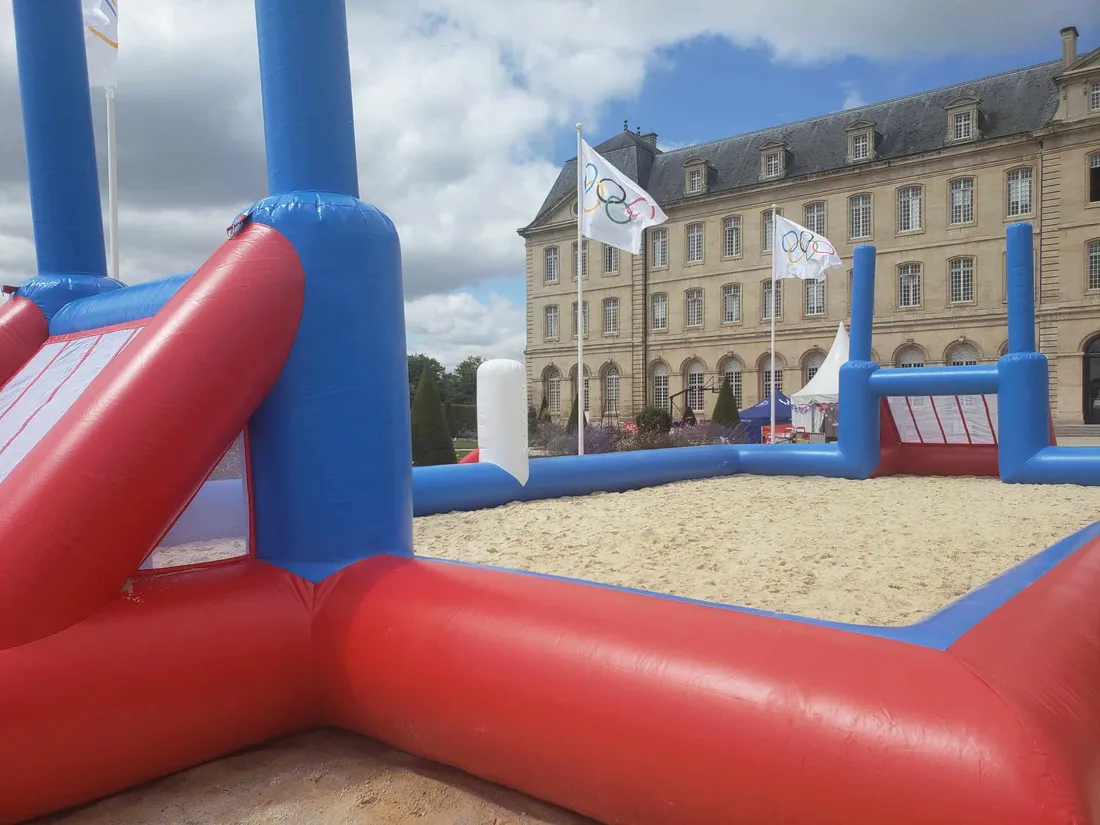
[
  {"xmin": 82, "ymin": 0, "xmax": 118, "ymax": 89},
  {"xmin": 772, "ymin": 213, "xmax": 841, "ymax": 280},
  {"xmin": 579, "ymin": 138, "xmax": 667, "ymax": 255}
]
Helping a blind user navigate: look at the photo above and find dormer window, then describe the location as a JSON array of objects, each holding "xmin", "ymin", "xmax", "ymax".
[
  {"xmin": 683, "ymin": 156, "xmax": 710, "ymax": 195},
  {"xmin": 945, "ymin": 96, "xmax": 981, "ymax": 144},
  {"xmin": 844, "ymin": 119, "xmax": 877, "ymax": 164},
  {"xmin": 759, "ymin": 140, "xmax": 787, "ymax": 180},
  {"xmin": 953, "ymin": 111, "xmax": 973, "ymax": 140},
  {"xmin": 688, "ymin": 168, "xmax": 702, "ymax": 193}
]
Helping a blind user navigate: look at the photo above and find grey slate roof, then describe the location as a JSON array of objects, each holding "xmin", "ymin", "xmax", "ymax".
[{"xmin": 524, "ymin": 60, "xmax": 1062, "ymax": 231}]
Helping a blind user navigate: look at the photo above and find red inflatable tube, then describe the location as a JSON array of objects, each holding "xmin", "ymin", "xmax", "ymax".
[
  {"xmin": 312, "ymin": 555, "xmax": 1080, "ymax": 825},
  {"xmin": 458, "ymin": 446, "xmax": 479, "ymax": 464},
  {"xmin": 0, "ymin": 223, "xmax": 304, "ymax": 650},
  {"xmin": 0, "ymin": 561, "xmax": 316, "ymax": 824},
  {"xmin": 0, "ymin": 295, "xmax": 47, "ymax": 386}
]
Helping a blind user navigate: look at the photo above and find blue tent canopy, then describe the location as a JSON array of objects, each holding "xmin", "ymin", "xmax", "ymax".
[{"xmin": 740, "ymin": 392, "xmax": 792, "ymax": 442}]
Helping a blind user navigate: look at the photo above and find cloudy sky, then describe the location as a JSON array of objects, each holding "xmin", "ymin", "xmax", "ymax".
[{"xmin": 0, "ymin": 1, "xmax": 1096, "ymax": 366}]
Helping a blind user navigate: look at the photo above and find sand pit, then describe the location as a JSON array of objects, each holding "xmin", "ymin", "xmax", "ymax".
[
  {"xmin": 34, "ymin": 730, "xmax": 593, "ymax": 825},
  {"xmin": 50, "ymin": 474, "xmax": 1099, "ymax": 824},
  {"xmin": 415, "ymin": 474, "xmax": 1100, "ymax": 626}
]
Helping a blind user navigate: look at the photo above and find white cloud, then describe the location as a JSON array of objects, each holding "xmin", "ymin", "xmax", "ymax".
[
  {"xmin": 0, "ymin": 0, "xmax": 1093, "ymax": 357},
  {"xmin": 404, "ymin": 291, "xmax": 525, "ymax": 368},
  {"xmin": 840, "ymin": 81, "xmax": 868, "ymax": 110}
]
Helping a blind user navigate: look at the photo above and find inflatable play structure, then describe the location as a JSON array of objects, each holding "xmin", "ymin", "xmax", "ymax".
[{"xmin": 4, "ymin": 2, "xmax": 1100, "ymax": 824}]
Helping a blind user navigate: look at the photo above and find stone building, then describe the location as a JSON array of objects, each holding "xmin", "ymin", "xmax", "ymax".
[{"xmin": 520, "ymin": 27, "xmax": 1100, "ymax": 428}]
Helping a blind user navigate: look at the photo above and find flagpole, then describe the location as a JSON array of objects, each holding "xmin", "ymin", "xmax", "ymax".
[
  {"xmin": 105, "ymin": 86, "xmax": 119, "ymax": 280},
  {"xmin": 575, "ymin": 123, "xmax": 585, "ymax": 456},
  {"xmin": 769, "ymin": 203, "xmax": 777, "ymax": 444}
]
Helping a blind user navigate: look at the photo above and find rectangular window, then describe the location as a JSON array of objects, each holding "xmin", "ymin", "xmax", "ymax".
[
  {"xmin": 686, "ymin": 370, "xmax": 705, "ymax": 412},
  {"xmin": 721, "ymin": 283, "xmax": 741, "ymax": 324},
  {"xmin": 1007, "ymin": 168, "xmax": 1033, "ymax": 217},
  {"xmin": 897, "ymin": 186, "xmax": 922, "ymax": 232},
  {"xmin": 604, "ymin": 245, "xmax": 618, "ymax": 274},
  {"xmin": 571, "ymin": 240, "xmax": 588, "ymax": 279},
  {"xmin": 722, "ymin": 216, "xmax": 741, "ymax": 258},
  {"xmin": 544, "ymin": 247, "xmax": 559, "ymax": 284},
  {"xmin": 763, "ymin": 208, "xmax": 780, "ymax": 252},
  {"xmin": 804, "ymin": 278, "xmax": 825, "ymax": 316},
  {"xmin": 547, "ymin": 374, "xmax": 561, "ymax": 414},
  {"xmin": 851, "ymin": 132, "xmax": 869, "ymax": 161},
  {"xmin": 898, "ymin": 263, "xmax": 922, "ymax": 308},
  {"xmin": 763, "ymin": 361, "xmax": 783, "ymax": 397},
  {"xmin": 804, "ymin": 201, "xmax": 826, "ymax": 235},
  {"xmin": 765, "ymin": 151, "xmax": 781, "ymax": 178},
  {"xmin": 1089, "ymin": 153, "xmax": 1100, "ymax": 204},
  {"xmin": 849, "ymin": 194, "xmax": 872, "ymax": 239},
  {"xmin": 544, "ymin": 304, "xmax": 558, "ymax": 340},
  {"xmin": 1089, "ymin": 241, "xmax": 1100, "ymax": 291},
  {"xmin": 604, "ymin": 371, "xmax": 620, "ymax": 415},
  {"xmin": 685, "ymin": 288, "xmax": 704, "ymax": 328},
  {"xmin": 762, "ymin": 279, "xmax": 782, "ymax": 320},
  {"xmin": 652, "ymin": 228, "xmax": 668, "ymax": 268},
  {"xmin": 1092, "ymin": 81, "xmax": 1100, "ymax": 112},
  {"xmin": 688, "ymin": 168, "xmax": 702, "ymax": 193},
  {"xmin": 949, "ymin": 178, "xmax": 975, "ymax": 225},
  {"xmin": 653, "ymin": 373, "xmax": 669, "ymax": 411},
  {"xmin": 651, "ymin": 293, "xmax": 668, "ymax": 331},
  {"xmin": 686, "ymin": 223, "xmax": 704, "ymax": 263},
  {"xmin": 571, "ymin": 301, "xmax": 589, "ymax": 337},
  {"xmin": 580, "ymin": 376, "xmax": 590, "ymax": 413},
  {"xmin": 953, "ymin": 111, "xmax": 972, "ymax": 140},
  {"xmin": 603, "ymin": 297, "xmax": 619, "ymax": 334},
  {"xmin": 949, "ymin": 257, "xmax": 975, "ymax": 304}
]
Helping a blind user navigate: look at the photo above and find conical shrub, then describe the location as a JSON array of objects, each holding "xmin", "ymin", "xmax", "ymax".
[{"xmin": 411, "ymin": 369, "xmax": 456, "ymax": 466}]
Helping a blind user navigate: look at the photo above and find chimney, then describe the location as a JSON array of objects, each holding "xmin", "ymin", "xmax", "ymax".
[
  {"xmin": 1061, "ymin": 26, "xmax": 1079, "ymax": 68},
  {"xmin": 641, "ymin": 131, "xmax": 659, "ymax": 148}
]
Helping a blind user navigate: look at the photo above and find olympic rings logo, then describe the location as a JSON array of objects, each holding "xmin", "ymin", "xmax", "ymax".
[
  {"xmin": 781, "ymin": 229, "xmax": 836, "ymax": 264},
  {"xmin": 582, "ymin": 162, "xmax": 658, "ymax": 226}
]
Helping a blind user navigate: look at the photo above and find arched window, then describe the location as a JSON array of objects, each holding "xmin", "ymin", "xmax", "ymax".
[
  {"xmin": 804, "ymin": 351, "xmax": 826, "ymax": 383},
  {"xmin": 685, "ymin": 361, "xmax": 706, "ymax": 411},
  {"xmin": 946, "ymin": 342, "xmax": 980, "ymax": 366},
  {"xmin": 545, "ymin": 368, "xmax": 561, "ymax": 414},
  {"xmin": 723, "ymin": 360, "xmax": 743, "ymax": 408},
  {"xmin": 604, "ymin": 367, "xmax": 620, "ymax": 415},
  {"xmin": 652, "ymin": 363, "xmax": 670, "ymax": 411},
  {"xmin": 760, "ymin": 354, "xmax": 783, "ymax": 397},
  {"xmin": 896, "ymin": 346, "xmax": 924, "ymax": 369}
]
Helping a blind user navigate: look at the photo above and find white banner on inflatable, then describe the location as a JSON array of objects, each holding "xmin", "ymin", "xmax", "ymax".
[
  {"xmin": 886, "ymin": 394, "xmax": 999, "ymax": 445},
  {"xmin": 476, "ymin": 359, "xmax": 529, "ymax": 485}
]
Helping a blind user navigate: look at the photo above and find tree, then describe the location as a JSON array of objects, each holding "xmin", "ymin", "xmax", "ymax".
[
  {"xmin": 450, "ymin": 355, "xmax": 484, "ymax": 405},
  {"xmin": 636, "ymin": 406, "xmax": 671, "ymax": 435},
  {"xmin": 411, "ymin": 368, "xmax": 456, "ymax": 466},
  {"xmin": 565, "ymin": 393, "xmax": 579, "ymax": 433},
  {"xmin": 710, "ymin": 376, "xmax": 742, "ymax": 429},
  {"xmin": 538, "ymin": 395, "xmax": 551, "ymax": 423},
  {"xmin": 408, "ymin": 354, "xmax": 446, "ymax": 407},
  {"xmin": 443, "ymin": 396, "xmax": 458, "ymax": 440}
]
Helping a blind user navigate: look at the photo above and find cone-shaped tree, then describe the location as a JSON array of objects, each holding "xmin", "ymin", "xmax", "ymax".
[
  {"xmin": 682, "ymin": 404, "xmax": 696, "ymax": 426},
  {"xmin": 443, "ymin": 396, "xmax": 457, "ymax": 440},
  {"xmin": 538, "ymin": 395, "xmax": 551, "ymax": 422},
  {"xmin": 411, "ymin": 369, "xmax": 456, "ymax": 466},
  {"xmin": 711, "ymin": 376, "xmax": 742, "ymax": 429},
  {"xmin": 565, "ymin": 393, "xmax": 579, "ymax": 433}
]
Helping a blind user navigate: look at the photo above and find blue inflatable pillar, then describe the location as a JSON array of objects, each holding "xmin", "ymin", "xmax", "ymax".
[
  {"xmin": 247, "ymin": 0, "xmax": 413, "ymax": 580},
  {"xmin": 835, "ymin": 244, "xmax": 880, "ymax": 477},
  {"xmin": 998, "ymin": 222, "xmax": 1050, "ymax": 481},
  {"xmin": 849, "ymin": 245, "xmax": 875, "ymax": 362},
  {"xmin": 10, "ymin": 0, "xmax": 122, "ymax": 318}
]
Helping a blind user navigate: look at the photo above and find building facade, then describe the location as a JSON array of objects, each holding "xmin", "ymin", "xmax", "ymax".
[{"xmin": 520, "ymin": 28, "xmax": 1100, "ymax": 427}]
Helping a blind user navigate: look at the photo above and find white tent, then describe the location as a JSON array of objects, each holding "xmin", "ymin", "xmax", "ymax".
[{"xmin": 792, "ymin": 322, "xmax": 848, "ymax": 433}]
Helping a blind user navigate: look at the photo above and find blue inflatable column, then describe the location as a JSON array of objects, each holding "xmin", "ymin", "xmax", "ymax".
[
  {"xmin": 247, "ymin": 0, "xmax": 413, "ymax": 580},
  {"xmin": 998, "ymin": 223, "xmax": 1048, "ymax": 481},
  {"xmin": 11, "ymin": 0, "xmax": 120, "ymax": 318},
  {"xmin": 835, "ymin": 244, "xmax": 879, "ymax": 478}
]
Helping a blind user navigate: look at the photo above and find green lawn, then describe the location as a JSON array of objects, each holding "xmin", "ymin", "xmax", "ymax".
[{"xmin": 454, "ymin": 438, "xmax": 477, "ymax": 459}]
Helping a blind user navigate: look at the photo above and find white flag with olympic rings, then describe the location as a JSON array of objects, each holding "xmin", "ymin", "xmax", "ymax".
[
  {"xmin": 772, "ymin": 213, "xmax": 842, "ymax": 281},
  {"xmin": 579, "ymin": 138, "xmax": 667, "ymax": 255}
]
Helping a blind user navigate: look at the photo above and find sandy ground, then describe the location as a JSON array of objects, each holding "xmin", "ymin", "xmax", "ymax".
[
  {"xmin": 51, "ymin": 474, "xmax": 1100, "ymax": 824},
  {"xmin": 35, "ymin": 730, "xmax": 593, "ymax": 825},
  {"xmin": 416, "ymin": 474, "xmax": 1100, "ymax": 626}
]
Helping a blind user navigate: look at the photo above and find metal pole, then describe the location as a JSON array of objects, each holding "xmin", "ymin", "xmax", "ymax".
[
  {"xmin": 106, "ymin": 86, "xmax": 119, "ymax": 280},
  {"xmin": 769, "ymin": 204, "xmax": 777, "ymax": 443},
  {"xmin": 576, "ymin": 123, "xmax": 585, "ymax": 456}
]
